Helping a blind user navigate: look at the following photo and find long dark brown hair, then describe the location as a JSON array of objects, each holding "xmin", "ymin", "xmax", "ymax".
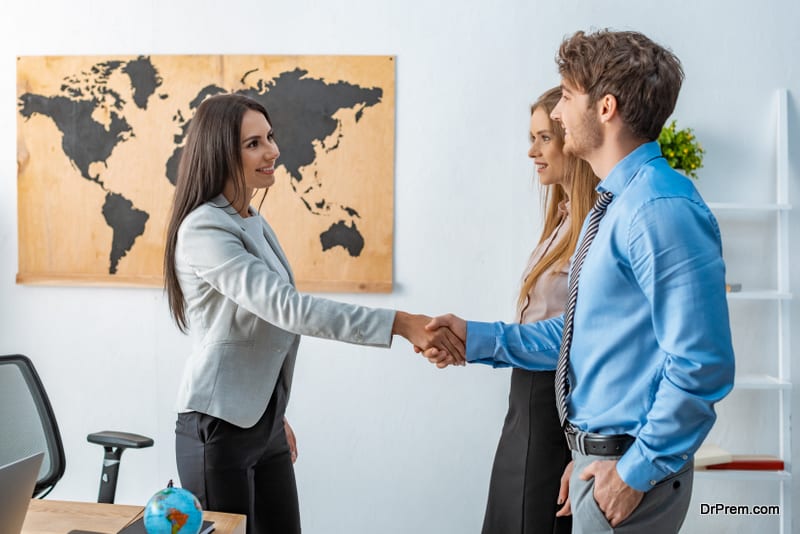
[
  {"xmin": 517, "ymin": 87, "xmax": 598, "ymax": 312},
  {"xmin": 164, "ymin": 93, "xmax": 272, "ymax": 332}
]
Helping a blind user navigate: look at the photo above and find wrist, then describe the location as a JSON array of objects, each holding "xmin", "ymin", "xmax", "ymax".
[{"xmin": 392, "ymin": 311, "xmax": 411, "ymax": 338}]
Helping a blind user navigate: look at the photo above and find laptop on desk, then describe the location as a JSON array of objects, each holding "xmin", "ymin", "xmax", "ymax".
[{"xmin": 0, "ymin": 452, "xmax": 45, "ymax": 534}]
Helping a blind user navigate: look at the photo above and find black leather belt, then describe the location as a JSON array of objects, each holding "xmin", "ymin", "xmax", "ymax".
[{"xmin": 564, "ymin": 425, "xmax": 634, "ymax": 456}]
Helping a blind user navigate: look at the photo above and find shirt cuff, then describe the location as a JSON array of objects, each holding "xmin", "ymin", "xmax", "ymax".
[
  {"xmin": 616, "ymin": 440, "xmax": 673, "ymax": 492},
  {"xmin": 466, "ymin": 321, "xmax": 499, "ymax": 364}
]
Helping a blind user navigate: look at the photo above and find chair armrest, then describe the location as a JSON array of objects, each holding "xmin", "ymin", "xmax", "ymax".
[{"xmin": 87, "ymin": 431, "xmax": 154, "ymax": 449}]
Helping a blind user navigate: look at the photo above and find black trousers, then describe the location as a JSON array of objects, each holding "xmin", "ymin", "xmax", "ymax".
[
  {"xmin": 175, "ymin": 382, "xmax": 300, "ymax": 534},
  {"xmin": 482, "ymin": 369, "xmax": 572, "ymax": 534}
]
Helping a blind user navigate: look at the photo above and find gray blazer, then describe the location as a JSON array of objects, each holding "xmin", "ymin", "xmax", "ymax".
[{"xmin": 174, "ymin": 195, "xmax": 395, "ymax": 428}]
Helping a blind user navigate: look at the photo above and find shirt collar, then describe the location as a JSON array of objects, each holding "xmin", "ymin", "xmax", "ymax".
[{"xmin": 597, "ymin": 141, "xmax": 663, "ymax": 196}]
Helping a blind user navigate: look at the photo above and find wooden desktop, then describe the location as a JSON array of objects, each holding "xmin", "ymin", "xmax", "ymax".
[{"xmin": 22, "ymin": 499, "xmax": 246, "ymax": 534}]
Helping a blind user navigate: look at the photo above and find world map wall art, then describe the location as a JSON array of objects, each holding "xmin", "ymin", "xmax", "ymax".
[{"xmin": 16, "ymin": 55, "xmax": 395, "ymax": 291}]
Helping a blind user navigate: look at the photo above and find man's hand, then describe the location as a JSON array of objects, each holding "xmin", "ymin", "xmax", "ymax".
[
  {"xmin": 426, "ymin": 313, "xmax": 467, "ymax": 341},
  {"xmin": 580, "ymin": 460, "xmax": 643, "ymax": 527},
  {"xmin": 415, "ymin": 314, "xmax": 469, "ymax": 368},
  {"xmin": 555, "ymin": 460, "xmax": 573, "ymax": 517},
  {"xmin": 284, "ymin": 417, "xmax": 298, "ymax": 464},
  {"xmin": 393, "ymin": 311, "xmax": 465, "ymax": 365}
]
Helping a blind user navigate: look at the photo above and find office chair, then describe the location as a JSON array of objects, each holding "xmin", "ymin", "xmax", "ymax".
[{"xmin": 0, "ymin": 354, "xmax": 154, "ymax": 503}]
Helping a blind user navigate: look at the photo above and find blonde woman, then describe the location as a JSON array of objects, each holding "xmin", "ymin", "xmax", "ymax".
[{"xmin": 480, "ymin": 87, "xmax": 597, "ymax": 534}]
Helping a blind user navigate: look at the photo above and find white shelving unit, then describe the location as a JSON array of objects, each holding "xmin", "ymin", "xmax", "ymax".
[{"xmin": 697, "ymin": 88, "xmax": 792, "ymax": 533}]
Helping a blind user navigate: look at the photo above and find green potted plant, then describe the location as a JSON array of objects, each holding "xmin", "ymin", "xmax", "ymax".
[{"xmin": 658, "ymin": 120, "xmax": 705, "ymax": 179}]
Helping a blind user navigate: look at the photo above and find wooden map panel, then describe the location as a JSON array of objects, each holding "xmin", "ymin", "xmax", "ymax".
[{"xmin": 16, "ymin": 55, "xmax": 395, "ymax": 291}]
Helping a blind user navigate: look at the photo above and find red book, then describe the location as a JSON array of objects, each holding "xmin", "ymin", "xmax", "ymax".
[{"xmin": 705, "ymin": 455, "xmax": 784, "ymax": 471}]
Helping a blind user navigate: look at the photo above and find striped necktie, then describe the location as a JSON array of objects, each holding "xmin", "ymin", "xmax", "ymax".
[{"xmin": 555, "ymin": 191, "xmax": 614, "ymax": 427}]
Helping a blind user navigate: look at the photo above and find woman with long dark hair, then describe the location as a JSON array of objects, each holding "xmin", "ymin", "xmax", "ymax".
[{"xmin": 164, "ymin": 93, "xmax": 463, "ymax": 534}]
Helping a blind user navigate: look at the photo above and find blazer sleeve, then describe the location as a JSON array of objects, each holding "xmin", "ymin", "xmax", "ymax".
[{"xmin": 177, "ymin": 210, "xmax": 395, "ymax": 347}]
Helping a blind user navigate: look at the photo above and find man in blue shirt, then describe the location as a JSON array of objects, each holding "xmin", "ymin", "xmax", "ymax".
[{"xmin": 425, "ymin": 30, "xmax": 735, "ymax": 533}]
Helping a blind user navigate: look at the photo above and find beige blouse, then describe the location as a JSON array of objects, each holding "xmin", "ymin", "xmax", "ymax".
[{"xmin": 516, "ymin": 201, "xmax": 571, "ymax": 324}]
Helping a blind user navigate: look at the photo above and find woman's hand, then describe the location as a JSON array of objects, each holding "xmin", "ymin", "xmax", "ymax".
[
  {"xmin": 392, "ymin": 311, "xmax": 466, "ymax": 365},
  {"xmin": 418, "ymin": 313, "xmax": 469, "ymax": 368},
  {"xmin": 555, "ymin": 460, "xmax": 573, "ymax": 517},
  {"xmin": 284, "ymin": 417, "xmax": 298, "ymax": 464}
]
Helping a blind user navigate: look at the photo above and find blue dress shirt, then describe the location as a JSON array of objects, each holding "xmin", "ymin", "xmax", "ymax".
[{"xmin": 466, "ymin": 142, "xmax": 735, "ymax": 491}]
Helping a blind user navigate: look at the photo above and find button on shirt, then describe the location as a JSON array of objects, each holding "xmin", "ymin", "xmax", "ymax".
[{"xmin": 466, "ymin": 142, "xmax": 735, "ymax": 492}]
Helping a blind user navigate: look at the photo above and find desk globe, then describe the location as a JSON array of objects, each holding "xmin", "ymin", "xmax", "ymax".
[{"xmin": 143, "ymin": 480, "xmax": 203, "ymax": 534}]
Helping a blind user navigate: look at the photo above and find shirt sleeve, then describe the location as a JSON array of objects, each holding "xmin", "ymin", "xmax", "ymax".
[
  {"xmin": 465, "ymin": 314, "xmax": 564, "ymax": 370},
  {"xmin": 178, "ymin": 212, "xmax": 395, "ymax": 347},
  {"xmin": 616, "ymin": 197, "xmax": 735, "ymax": 491}
]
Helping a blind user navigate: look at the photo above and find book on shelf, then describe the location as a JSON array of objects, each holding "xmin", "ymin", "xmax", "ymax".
[
  {"xmin": 694, "ymin": 443, "xmax": 733, "ymax": 468},
  {"xmin": 705, "ymin": 455, "xmax": 785, "ymax": 471},
  {"xmin": 725, "ymin": 282, "xmax": 742, "ymax": 292}
]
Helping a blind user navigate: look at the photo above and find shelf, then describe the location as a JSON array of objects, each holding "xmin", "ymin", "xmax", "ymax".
[
  {"xmin": 696, "ymin": 469, "xmax": 791, "ymax": 481},
  {"xmin": 735, "ymin": 374, "xmax": 792, "ymax": 390},
  {"xmin": 708, "ymin": 202, "xmax": 792, "ymax": 211},
  {"xmin": 701, "ymin": 88, "xmax": 792, "ymax": 534},
  {"xmin": 726, "ymin": 290, "xmax": 793, "ymax": 300}
]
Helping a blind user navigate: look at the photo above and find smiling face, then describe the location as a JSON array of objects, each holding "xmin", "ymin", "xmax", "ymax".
[
  {"xmin": 239, "ymin": 108, "xmax": 280, "ymax": 191},
  {"xmin": 528, "ymin": 106, "xmax": 565, "ymax": 187},
  {"xmin": 550, "ymin": 80, "xmax": 602, "ymax": 160}
]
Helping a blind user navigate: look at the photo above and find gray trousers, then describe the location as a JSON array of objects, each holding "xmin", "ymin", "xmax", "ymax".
[{"xmin": 570, "ymin": 451, "xmax": 693, "ymax": 533}]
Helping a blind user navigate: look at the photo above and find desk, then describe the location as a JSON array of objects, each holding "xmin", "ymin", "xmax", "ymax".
[{"xmin": 22, "ymin": 499, "xmax": 246, "ymax": 534}]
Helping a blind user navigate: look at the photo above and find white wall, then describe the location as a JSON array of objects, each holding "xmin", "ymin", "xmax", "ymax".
[{"xmin": 1, "ymin": 1, "xmax": 798, "ymax": 532}]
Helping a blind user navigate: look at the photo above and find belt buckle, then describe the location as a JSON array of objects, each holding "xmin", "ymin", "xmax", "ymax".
[{"xmin": 563, "ymin": 424, "xmax": 585, "ymax": 455}]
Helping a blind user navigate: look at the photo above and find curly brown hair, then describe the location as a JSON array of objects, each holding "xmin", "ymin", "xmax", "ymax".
[{"xmin": 556, "ymin": 29, "xmax": 684, "ymax": 141}]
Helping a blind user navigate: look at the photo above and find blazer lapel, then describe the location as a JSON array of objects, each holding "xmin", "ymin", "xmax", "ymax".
[
  {"xmin": 260, "ymin": 218, "xmax": 295, "ymax": 284},
  {"xmin": 209, "ymin": 194, "xmax": 294, "ymax": 284}
]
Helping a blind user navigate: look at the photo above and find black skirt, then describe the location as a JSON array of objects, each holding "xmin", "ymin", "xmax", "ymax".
[{"xmin": 482, "ymin": 369, "xmax": 572, "ymax": 534}]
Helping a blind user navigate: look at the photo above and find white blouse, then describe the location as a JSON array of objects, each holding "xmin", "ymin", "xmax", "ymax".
[{"xmin": 516, "ymin": 201, "xmax": 571, "ymax": 324}]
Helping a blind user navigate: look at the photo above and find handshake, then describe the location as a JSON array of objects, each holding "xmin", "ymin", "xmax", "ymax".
[{"xmin": 392, "ymin": 311, "xmax": 468, "ymax": 368}]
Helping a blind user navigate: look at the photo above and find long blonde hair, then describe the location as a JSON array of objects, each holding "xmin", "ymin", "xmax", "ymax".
[{"xmin": 517, "ymin": 87, "xmax": 598, "ymax": 312}]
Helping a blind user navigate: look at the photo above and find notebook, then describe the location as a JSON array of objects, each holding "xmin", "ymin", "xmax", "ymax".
[{"xmin": 0, "ymin": 451, "xmax": 45, "ymax": 534}]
